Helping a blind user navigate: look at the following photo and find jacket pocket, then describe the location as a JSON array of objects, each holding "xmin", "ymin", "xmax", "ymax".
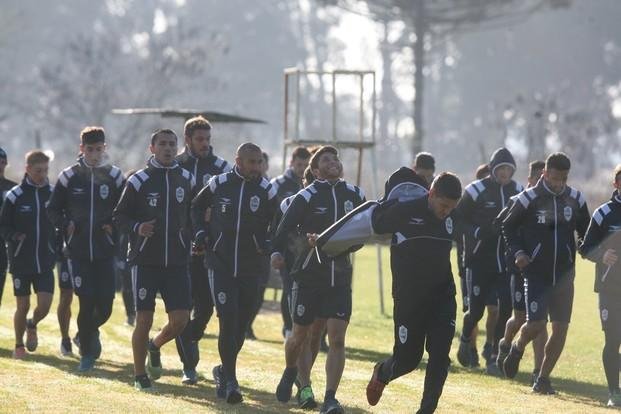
[
  {"xmin": 48, "ymin": 242, "xmax": 56, "ymax": 254},
  {"xmin": 301, "ymin": 249, "xmax": 314, "ymax": 270},
  {"xmin": 212, "ymin": 232, "xmax": 223, "ymax": 252},
  {"xmin": 530, "ymin": 243, "xmax": 542, "ymax": 260},
  {"xmin": 252, "ymin": 234, "xmax": 261, "ymax": 252}
]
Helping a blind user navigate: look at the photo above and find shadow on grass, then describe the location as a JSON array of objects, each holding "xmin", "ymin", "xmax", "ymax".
[{"xmin": 0, "ymin": 347, "xmax": 371, "ymax": 413}]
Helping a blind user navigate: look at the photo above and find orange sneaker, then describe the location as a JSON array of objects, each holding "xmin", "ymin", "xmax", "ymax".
[{"xmin": 366, "ymin": 362, "xmax": 387, "ymax": 406}]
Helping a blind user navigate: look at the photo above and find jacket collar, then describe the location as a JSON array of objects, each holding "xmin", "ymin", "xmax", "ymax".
[
  {"xmin": 182, "ymin": 145, "xmax": 215, "ymax": 161},
  {"xmin": 78, "ymin": 155, "xmax": 106, "ymax": 169},
  {"xmin": 148, "ymin": 156, "xmax": 179, "ymax": 170},
  {"xmin": 538, "ymin": 177, "xmax": 567, "ymax": 197},
  {"xmin": 22, "ymin": 174, "xmax": 49, "ymax": 189}
]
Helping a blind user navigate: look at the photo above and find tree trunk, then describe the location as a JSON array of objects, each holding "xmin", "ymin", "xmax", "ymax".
[{"xmin": 412, "ymin": 0, "xmax": 426, "ymax": 157}]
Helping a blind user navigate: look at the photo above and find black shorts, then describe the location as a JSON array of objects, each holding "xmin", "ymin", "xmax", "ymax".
[
  {"xmin": 207, "ymin": 269, "xmax": 259, "ymax": 317},
  {"xmin": 484, "ymin": 272, "xmax": 511, "ymax": 307},
  {"xmin": 465, "ymin": 266, "xmax": 501, "ymax": 312},
  {"xmin": 12, "ymin": 269, "xmax": 54, "ymax": 297},
  {"xmin": 290, "ymin": 283, "xmax": 352, "ymax": 326},
  {"xmin": 132, "ymin": 264, "xmax": 191, "ymax": 313},
  {"xmin": 510, "ymin": 273, "xmax": 526, "ymax": 312},
  {"xmin": 56, "ymin": 258, "xmax": 74, "ymax": 290},
  {"xmin": 598, "ymin": 291, "xmax": 621, "ymax": 333},
  {"xmin": 524, "ymin": 274, "xmax": 574, "ymax": 323},
  {"xmin": 71, "ymin": 258, "xmax": 115, "ymax": 299}
]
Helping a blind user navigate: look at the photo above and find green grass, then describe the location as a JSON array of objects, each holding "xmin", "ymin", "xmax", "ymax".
[{"xmin": 0, "ymin": 247, "xmax": 612, "ymax": 413}]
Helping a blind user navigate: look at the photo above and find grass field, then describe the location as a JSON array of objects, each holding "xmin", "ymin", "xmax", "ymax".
[{"xmin": 0, "ymin": 246, "xmax": 612, "ymax": 413}]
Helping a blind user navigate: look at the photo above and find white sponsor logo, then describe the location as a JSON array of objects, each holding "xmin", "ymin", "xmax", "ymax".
[
  {"xmin": 515, "ymin": 291, "xmax": 522, "ymax": 303},
  {"xmin": 344, "ymin": 200, "xmax": 354, "ymax": 213},
  {"xmin": 14, "ymin": 278, "xmax": 21, "ymax": 289},
  {"xmin": 74, "ymin": 276, "xmax": 82, "ymax": 288},
  {"xmin": 473, "ymin": 286, "xmax": 481, "ymax": 297},
  {"xmin": 564, "ymin": 206, "xmax": 572, "ymax": 221},
  {"xmin": 536, "ymin": 210, "xmax": 546, "ymax": 224},
  {"xmin": 19, "ymin": 205, "xmax": 32, "ymax": 213},
  {"xmin": 250, "ymin": 195, "xmax": 260, "ymax": 213},
  {"xmin": 484, "ymin": 201, "xmax": 496, "ymax": 208},
  {"xmin": 176, "ymin": 187, "xmax": 185, "ymax": 203},
  {"xmin": 602, "ymin": 309, "xmax": 609, "ymax": 322},
  {"xmin": 530, "ymin": 301, "xmax": 538, "ymax": 313},
  {"xmin": 297, "ymin": 304, "xmax": 305, "ymax": 317},
  {"xmin": 218, "ymin": 292, "xmax": 227, "ymax": 304},
  {"xmin": 99, "ymin": 184, "xmax": 109, "ymax": 200},
  {"xmin": 314, "ymin": 207, "xmax": 328, "ymax": 215},
  {"xmin": 138, "ymin": 288, "xmax": 147, "ymax": 300},
  {"xmin": 445, "ymin": 217, "xmax": 453, "ymax": 234},
  {"xmin": 398, "ymin": 325, "xmax": 408, "ymax": 344},
  {"xmin": 409, "ymin": 217, "xmax": 425, "ymax": 225}
]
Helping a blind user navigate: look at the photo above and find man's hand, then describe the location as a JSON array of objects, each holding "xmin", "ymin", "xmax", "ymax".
[
  {"xmin": 307, "ymin": 233, "xmax": 319, "ymax": 248},
  {"xmin": 603, "ymin": 248, "xmax": 618, "ymax": 267},
  {"xmin": 102, "ymin": 224, "xmax": 113, "ymax": 235},
  {"xmin": 271, "ymin": 253, "xmax": 285, "ymax": 270},
  {"xmin": 515, "ymin": 252, "xmax": 531, "ymax": 270},
  {"xmin": 138, "ymin": 219, "xmax": 156, "ymax": 237}
]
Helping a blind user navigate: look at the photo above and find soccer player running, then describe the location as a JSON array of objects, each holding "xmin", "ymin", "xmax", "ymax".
[
  {"xmin": 457, "ymin": 148, "xmax": 523, "ymax": 374},
  {"xmin": 191, "ymin": 143, "xmax": 278, "ymax": 404},
  {"xmin": 579, "ymin": 165, "xmax": 621, "ymax": 407},
  {"xmin": 273, "ymin": 146, "xmax": 365, "ymax": 414},
  {"xmin": 495, "ymin": 160, "xmax": 548, "ymax": 383},
  {"xmin": 0, "ymin": 150, "xmax": 55, "ymax": 359},
  {"xmin": 269, "ymin": 146, "xmax": 311, "ymax": 339},
  {"xmin": 174, "ymin": 115, "xmax": 231, "ymax": 385},
  {"xmin": 366, "ymin": 172, "xmax": 462, "ymax": 414},
  {"xmin": 0, "ymin": 147, "xmax": 18, "ymax": 308},
  {"xmin": 113, "ymin": 129, "xmax": 195, "ymax": 391},
  {"xmin": 47, "ymin": 127, "xmax": 125, "ymax": 371},
  {"xmin": 502, "ymin": 152, "xmax": 589, "ymax": 394}
]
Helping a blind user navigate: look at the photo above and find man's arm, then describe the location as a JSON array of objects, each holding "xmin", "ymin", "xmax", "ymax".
[
  {"xmin": 113, "ymin": 178, "xmax": 142, "ymax": 236},
  {"xmin": 190, "ymin": 177, "xmax": 215, "ymax": 246},
  {"xmin": 502, "ymin": 195, "xmax": 529, "ymax": 269},
  {"xmin": 579, "ymin": 211, "xmax": 607, "ymax": 263},
  {"xmin": 0, "ymin": 192, "xmax": 18, "ymax": 241},
  {"xmin": 47, "ymin": 171, "xmax": 70, "ymax": 230}
]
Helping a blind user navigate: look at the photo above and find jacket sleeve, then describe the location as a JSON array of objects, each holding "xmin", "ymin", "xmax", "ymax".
[
  {"xmin": 191, "ymin": 178, "xmax": 215, "ymax": 242},
  {"xmin": 0, "ymin": 194, "xmax": 17, "ymax": 241},
  {"xmin": 272, "ymin": 194, "xmax": 308, "ymax": 256},
  {"xmin": 455, "ymin": 190, "xmax": 491, "ymax": 241},
  {"xmin": 493, "ymin": 200, "xmax": 513, "ymax": 235},
  {"xmin": 113, "ymin": 180, "xmax": 142, "ymax": 235},
  {"xmin": 575, "ymin": 198, "xmax": 590, "ymax": 243},
  {"xmin": 502, "ymin": 197, "xmax": 528, "ymax": 259},
  {"xmin": 579, "ymin": 212, "xmax": 607, "ymax": 263},
  {"xmin": 46, "ymin": 172, "xmax": 70, "ymax": 230}
]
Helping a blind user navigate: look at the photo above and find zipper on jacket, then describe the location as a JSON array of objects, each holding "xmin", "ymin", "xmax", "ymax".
[
  {"xmin": 330, "ymin": 185, "xmax": 338, "ymax": 287},
  {"xmin": 165, "ymin": 170, "xmax": 170, "ymax": 267},
  {"xmin": 35, "ymin": 187, "xmax": 41, "ymax": 273},
  {"xmin": 553, "ymin": 196, "xmax": 558, "ymax": 285},
  {"xmin": 496, "ymin": 185, "xmax": 506, "ymax": 273},
  {"xmin": 234, "ymin": 180, "xmax": 245, "ymax": 277},
  {"xmin": 89, "ymin": 168, "xmax": 94, "ymax": 261}
]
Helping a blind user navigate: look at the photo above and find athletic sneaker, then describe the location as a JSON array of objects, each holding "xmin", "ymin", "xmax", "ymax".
[
  {"xmin": 276, "ymin": 366, "xmax": 298, "ymax": 402},
  {"xmin": 78, "ymin": 355, "xmax": 96, "ymax": 372},
  {"xmin": 320, "ymin": 397, "xmax": 344, "ymax": 414},
  {"xmin": 134, "ymin": 374, "xmax": 153, "ymax": 392},
  {"xmin": 25, "ymin": 319, "xmax": 38, "ymax": 352},
  {"xmin": 298, "ymin": 385, "xmax": 317, "ymax": 409},
  {"xmin": 225, "ymin": 380, "xmax": 243, "ymax": 404},
  {"xmin": 13, "ymin": 345, "xmax": 26, "ymax": 359},
  {"xmin": 496, "ymin": 341, "xmax": 510, "ymax": 369},
  {"xmin": 212, "ymin": 365, "xmax": 226, "ymax": 399},
  {"xmin": 366, "ymin": 362, "xmax": 387, "ymax": 406},
  {"xmin": 485, "ymin": 361, "xmax": 503, "ymax": 377},
  {"xmin": 531, "ymin": 369, "xmax": 540, "ymax": 387},
  {"xmin": 146, "ymin": 339, "xmax": 162, "ymax": 380},
  {"xmin": 469, "ymin": 346, "xmax": 480, "ymax": 368},
  {"xmin": 457, "ymin": 337, "xmax": 471, "ymax": 367},
  {"xmin": 60, "ymin": 338, "xmax": 73, "ymax": 356},
  {"xmin": 481, "ymin": 342, "xmax": 493, "ymax": 365},
  {"xmin": 502, "ymin": 343, "xmax": 523, "ymax": 379},
  {"xmin": 182, "ymin": 369, "xmax": 198, "ymax": 385},
  {"xmin": 608, "ymin": 390, "xmax": 621, "ymax": 407},
  {"xmin": 532, "ymin": 376, "xmax": 556, "ymax": 395}
]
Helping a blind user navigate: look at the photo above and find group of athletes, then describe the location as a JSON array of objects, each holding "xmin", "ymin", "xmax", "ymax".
[{"xmin": 0, "ymin": 115, "xmax": 620, "ymax": 413}]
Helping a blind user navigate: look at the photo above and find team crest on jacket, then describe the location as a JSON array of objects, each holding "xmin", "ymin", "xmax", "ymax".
[
  {"xmin": 13, "ymin": 278, "xmax": 21, "ymax": 289},
  {"xmin": 398, "ymin": 325, "xmax": 408, "ymax": 344},
  {"xmin": 297, "ymin": 304, "xmax": 305, "ymax": 317},
  {"xmin": 176, "ymin": 187, "xmax": 185, "ymax": 203},
  {"xmin": 99, "ymin": 184, "xmax": 109, "ymax": 200},
  {"xmin": 564, "ymin": 206, "xmax": 572, "ymax": 221},
  {"xmin": 344, "ymin": 200, "xmax": 353, "ymax": 213},
  {"xmin": 602, "ymin": 309, "xmax": 609, "ymax": 322},
  {"xmin": 218, "ymin": 292, "xmax": 227, "ymax": 304},
  {"xmin": 74, "ymin": 276, "xmax": 82, "ymax": 288},
  {"xmin": 138, "ymin": 288, "xmax": 147, "ymax": 300},
  {"xmin": 250, "ymin": 195, "xmax": 260, "ymax": 212},
  {"xmin": 61, "ymin": 271, "xmax": 69, "ymax": 282},
  {"xmin": 445, "ymin": 217, "xmax": 453, "ymax": 234}
]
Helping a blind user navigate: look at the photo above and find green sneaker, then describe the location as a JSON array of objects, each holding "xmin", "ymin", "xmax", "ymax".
[
  {"xmin": 297, "ymin": 385, "xmax": 317, "ymax": 410},
  {"xmin": 146, "ymin": 339, "xmax": 162, "ymax": 380},
  {"xmin": 134, "ymin": 374, "xmax": 153, "ymax": 392}
]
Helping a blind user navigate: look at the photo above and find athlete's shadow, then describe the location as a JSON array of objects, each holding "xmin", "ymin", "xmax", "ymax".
[{"xmin": 345, "ymin": 345, "xmax": 391, "ymax": 364}]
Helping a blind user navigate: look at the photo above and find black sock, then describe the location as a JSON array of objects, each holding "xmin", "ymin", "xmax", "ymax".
[
  {"xmin": 324, "ymin": 389, "xmax": 336, "ymax": 401},
  {"xmin": 379, "ymin": 359, "xmax": 393, "ymax": 383},
  {"xmin": 149, "ymin": 338, "xmax": 159, "ymax": 351}
]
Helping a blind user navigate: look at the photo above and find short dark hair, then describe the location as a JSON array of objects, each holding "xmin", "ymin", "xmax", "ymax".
[
  {"xmin": 546, "ymin": 152, "xmax": 571, "ymax": 171},
  {"xmin": 236, "ymin": 142, "xmax": 262, "ymax": 157},
  {"xmin": 310, "ymin": 145, "xmax": 338, "ymax": 170},
  {"xmin": 25, "ymin": 150, "xmax": 50, "ymax": 166},
  {"xmin": 303, "ymin": 166, "xmax": 315, "ymax": 186},
  {"xmin": 151, "ymin": 129, "xmax": 178, "ymax": 145},
  {"xmin": 291, "ymin": 146, "xmax": 311, "ymax": 161},
  {"xmin": 414, "ymin": 152, "xmax": 435, "ymax": 171},
  {"xmin": 80, "ymin": 126, "xmax": 105, "ymax": 145},
  {"xmin": 431, "ymin": 172, "xmax": 462, "ymax": 200},
  {"xmin": 528, "ymin": 160, "xmax": 545, "ymax": 178},
  {"xmin": 475, "ymin": 164, "xmax": 490, "ymax": 180},
  {"xmin": 184, "ymin": 115, "xmax": 211, "ymax": 138}
]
